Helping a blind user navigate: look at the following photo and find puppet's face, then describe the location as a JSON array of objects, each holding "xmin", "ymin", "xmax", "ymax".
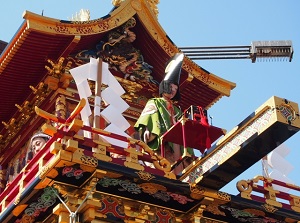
[
  {"xmin": 31, "ymin": 137, "xmax": 47, "ymax": 154},
  {"xmin": 163, "ymin": 83, "xmax": 178, "ymax": 100}
]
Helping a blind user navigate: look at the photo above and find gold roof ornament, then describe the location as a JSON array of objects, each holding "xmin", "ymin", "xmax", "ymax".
[
  {"xmin": 113, "ymin": 0, "xmax": 159, "ymax": 17},
  {"xmin": 69, "ymin": 9, "xmax": 90, "ymax": 21}
]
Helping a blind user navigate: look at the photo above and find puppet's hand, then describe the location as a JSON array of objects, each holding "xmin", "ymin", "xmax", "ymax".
[
  {"xmin": 143, "ymin": 128, "xmax": 156, "ymax": 143},
  {"xmin": 143, "ymin": 129, "xmax": 151, "ymax": 143}
]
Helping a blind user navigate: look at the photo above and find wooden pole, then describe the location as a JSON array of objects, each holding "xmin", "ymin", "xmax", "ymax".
[{"xmin": 93, "ymin": 58, "xmax": 103, "ymax": 140}]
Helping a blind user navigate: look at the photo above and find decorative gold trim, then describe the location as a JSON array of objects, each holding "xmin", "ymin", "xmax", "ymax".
[
  {"xmin": 23, "ymin": 0, "xmax": 136, "ymax": 36},
  {"xmin": 190, "ymin": 184, "xmax": 231, "ymax": 202},
  {"xmin": 262, "ymin": 204, "xmax": 278, "ymax": 213}
]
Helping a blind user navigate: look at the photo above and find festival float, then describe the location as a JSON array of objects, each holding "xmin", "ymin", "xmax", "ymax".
[{"xmin": 0, "ymin": 0, "xmax": 299, "ymax": 222}]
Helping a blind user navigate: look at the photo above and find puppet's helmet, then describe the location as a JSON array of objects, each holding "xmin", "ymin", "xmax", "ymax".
[
  {"xmin": 30, "ymin": 132, "xmax": 51, "ymax": 146},
  {"xmin": 159, "ymin": 53, "xmax": 184, "ymax": 101}
]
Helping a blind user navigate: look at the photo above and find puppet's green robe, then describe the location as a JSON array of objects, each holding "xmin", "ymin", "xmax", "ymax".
[{"xmin": 134, "ymin": 98, "xmax": 194, "ymax": 155}]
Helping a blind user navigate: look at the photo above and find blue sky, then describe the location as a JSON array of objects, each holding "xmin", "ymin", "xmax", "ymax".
[{"xmin": 1, "ymin": 0, "xmax": 300, "ymax": 195}]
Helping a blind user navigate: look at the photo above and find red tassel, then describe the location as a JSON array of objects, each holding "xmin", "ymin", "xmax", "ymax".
[
  {"xmin": 198, "ymin": 106, "xmax": 209, "ymax": 126},
  {"xmin": 198, "ymin": 106, "xmax": 211, "ymax": 149}
]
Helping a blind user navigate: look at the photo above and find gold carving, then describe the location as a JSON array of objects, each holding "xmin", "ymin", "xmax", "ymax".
[
  {"xmin": 112, "ymin": 0, "xmax": 125, "ymax": 7},
  {"xmin": 30, "ymin": 82, "xmax": 49, "ymax": 98},
  {"xmin": 124, "ymin": 146, "xmax": 144, "ymax": 170},
  {"xmin": 206, "ymin": 202, "xmax": 226, "ymax": 216},
  {"xmin": 55, "ymin": 95, "xmax": 67, "ymax": 120},
  {"xmin": 45, "ymin": 57, "xmax": 72, "ymax": 78},
  {"xmin": 131, "ymin": 0, "xmax": 142, "ymax": 11},
  {"xmin": 79, "ymin": 153, "xmax": 98, "ymax": 167},
  {"xmin": 290, "ymin": 194, "xmax": 300, "ymax": 212},
  {"xmin": 190, "ymin": 184, "xmax": 230, "ymax": 203},
  {"xmin": 236, "ymin": 179, "xmax": 252, "ymax": 199},
  {"xmin": 236, "ymin": 176, "xmax": 300, "ymax": 211},
  {"xmin": 265, "ymin": 186, "xmax": 282, "ymax": 207},
  {"xmin": 45, "ymin": 57, "xmax": 73, "ymax": 90},
  {"xmin": 291, "ymin": 205, "xmax": 300, "ymax": 213},
  {"xmin": 2, "ymin": 118, "xmax": 18, "ymax": 132},
  {"xmin": 190, "ymin": 184, "xmax": 205, "ymax": 200},
  {"xmin": 277, "ymin": 102, "xmax": 298, "ymax": 124},
  {"xmin": 217, "ymin": 191, "xmax": 231, "ymax": 202},
  {"xmin": 139, "ymin": 183, "xmax": 166, "ymax": 194},
  {"xmin": 15, "ymin": 101, "xmax": 33, "ymax": 117},
  {"xmin": 115, "ymin": 76, "xmax": 143, "ymax": 102},
  {"xmin": 146, "ymin": 0, "xmax": 160, "ymax": 17},
  {"xmin": 262, "ymin": 204, "xmax": 278, "ymax": 213},
  {"xmin": 136, "ymin": 170, "xmax": 155, "ymax": 181},
  {"xmin": 92, "ymin": 140, "xmax": 112, "ymax": 162}
]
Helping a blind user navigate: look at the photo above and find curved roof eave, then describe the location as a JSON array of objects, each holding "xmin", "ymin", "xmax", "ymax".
[
  {"xmin": 134, "ymin": 0, "xmax": 236, "ymax": 107},
  {"xmin": 20, "ymin": 0, "xmax": 236, "ymax": 107}
]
